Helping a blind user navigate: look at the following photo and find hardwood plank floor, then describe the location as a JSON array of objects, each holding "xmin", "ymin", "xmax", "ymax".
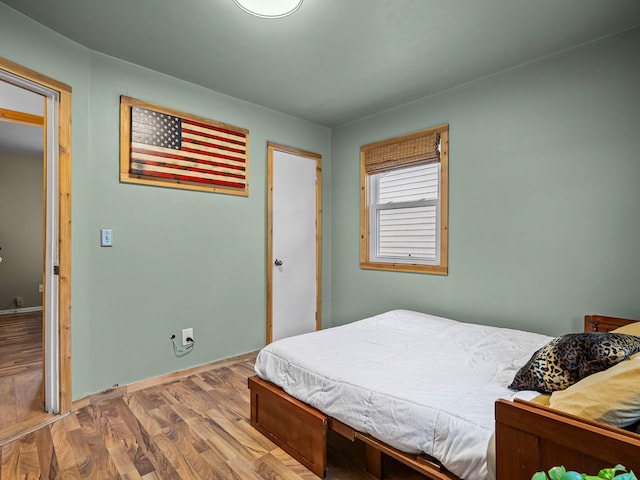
[
  {"xmin": 0, "ymin": 312, "xmax": 45, "ymax": 436},
  {"xmin": 0, "ymin": 352, "xmax": 428, "ymax": 479}
]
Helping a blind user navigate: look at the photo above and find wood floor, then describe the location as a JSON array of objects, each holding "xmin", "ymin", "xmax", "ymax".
[
  {"xmin": 0, "ymin": 352, "xmax": 428, "ymax": 479},
  {"xmin": 0, "ymin": 312, "xmax": 45, "ymax": 439}
]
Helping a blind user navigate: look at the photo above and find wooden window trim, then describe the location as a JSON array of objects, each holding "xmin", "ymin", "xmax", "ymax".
[{"xmin": 360, "ymin": 124, "xmax": 448, "ymax": 275}]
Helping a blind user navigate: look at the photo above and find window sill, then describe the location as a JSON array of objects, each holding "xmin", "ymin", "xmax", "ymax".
[{"xmin": 360, "ymin": 261, "xmax": 448, "ymax": 275}]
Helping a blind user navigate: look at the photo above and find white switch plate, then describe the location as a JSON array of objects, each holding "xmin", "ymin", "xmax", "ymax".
[{"xmin": 100, "ymin": 229, "xmax": 113, "ymax": 247}]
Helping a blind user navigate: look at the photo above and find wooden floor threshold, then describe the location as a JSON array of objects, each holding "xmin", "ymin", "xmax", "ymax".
[{"xmin": 0, "ymin": 411, "xmax": 66, "ymax": 447}]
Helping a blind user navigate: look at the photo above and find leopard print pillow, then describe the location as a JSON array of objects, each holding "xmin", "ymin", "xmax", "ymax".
[{"xmin": 509, "ymin": 333, "xmax": 640, "ymax": 393}]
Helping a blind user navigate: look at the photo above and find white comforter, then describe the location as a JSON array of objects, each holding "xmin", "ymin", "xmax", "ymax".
[{"xmin": 254, "ymin": 310, "xmax": 552, "ymax": 480}]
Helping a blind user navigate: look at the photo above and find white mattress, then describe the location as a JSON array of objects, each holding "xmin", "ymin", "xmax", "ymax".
[{"xmin": 254, "ymin": 309, "xmax": 552, "ymax": 480}]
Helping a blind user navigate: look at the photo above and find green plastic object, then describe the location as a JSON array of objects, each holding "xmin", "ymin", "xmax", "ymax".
[{"xmin": 531, "ymin": 465, "xmax": 637, "ymax": 480}]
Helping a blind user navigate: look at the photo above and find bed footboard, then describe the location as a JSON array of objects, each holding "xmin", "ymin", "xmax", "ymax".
[
  {"xmin": 495, "ymin": 399, "xmax": 640, "ymax": 479},
  {"xmin": 248, "ymin": 375, "xmax": 328, "ymax": 477}
]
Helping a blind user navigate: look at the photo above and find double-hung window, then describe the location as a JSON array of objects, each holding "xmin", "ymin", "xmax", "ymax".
[{"xmin": 360, "ymin": 124, "xmax": 448, "ymax": 274}]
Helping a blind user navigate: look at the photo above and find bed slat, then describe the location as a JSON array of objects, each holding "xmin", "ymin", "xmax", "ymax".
[{"xmin": 354, "ymin": 431, "xmax": 458, "ymax": 480}]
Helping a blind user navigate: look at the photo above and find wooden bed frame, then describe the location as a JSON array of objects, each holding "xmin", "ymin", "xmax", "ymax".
[{"xmin": 248, "ymin": 314, "xmax": 640, "ymax": 479}]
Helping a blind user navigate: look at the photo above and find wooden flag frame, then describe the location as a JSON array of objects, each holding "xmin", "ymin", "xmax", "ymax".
[{"xmin": 120, "ymin": 96, "xmax": 249, "ymax": 196}]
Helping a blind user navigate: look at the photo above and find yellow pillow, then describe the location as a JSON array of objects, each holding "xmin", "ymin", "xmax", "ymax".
[
  {"xmin": 613, "ymin": 322, "xmax": 640, "ymax": 337},
  {"xmin": 530, "ymin": 394, "xmax": 551, "ymax": 406},
  {"xmin": 549, "ymin": 352, "xmax": 640, "ymax": 428}
]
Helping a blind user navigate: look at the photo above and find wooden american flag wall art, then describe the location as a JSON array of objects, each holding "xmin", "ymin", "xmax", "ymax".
[{"xmin": 120, "ymin": 96, "xmax": 249, "ymax": 196}]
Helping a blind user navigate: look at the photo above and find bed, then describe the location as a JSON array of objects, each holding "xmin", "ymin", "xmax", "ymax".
[{"xmin": 248, "ymin": 311, "xmax": 640, "ymax": 479}]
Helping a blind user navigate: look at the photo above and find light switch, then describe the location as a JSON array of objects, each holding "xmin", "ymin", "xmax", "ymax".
[{"xmin": 100, "ymin": 229, "xmax": 113, "ymax": 247}]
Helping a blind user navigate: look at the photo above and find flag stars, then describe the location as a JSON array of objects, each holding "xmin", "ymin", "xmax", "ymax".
[{"xmin": 130, "ymin": 108, "xmax": 183, "ymax": 151}]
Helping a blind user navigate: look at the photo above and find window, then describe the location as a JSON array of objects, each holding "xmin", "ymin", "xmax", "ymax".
[{"xmin": 360, "ymin": 124, "xmax": 448, "ymax": 274}]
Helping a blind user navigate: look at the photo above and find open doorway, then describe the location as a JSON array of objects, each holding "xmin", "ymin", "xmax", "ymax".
[
  {"xmin": 0, "ymin": 57, "xmax": 72, "ymax": 443},
  {"xmin": 0, "ymin": 86, "xmax": 46, "ymax": 435}
]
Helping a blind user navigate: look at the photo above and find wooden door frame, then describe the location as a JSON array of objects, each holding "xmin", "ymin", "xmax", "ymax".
[
  {"xmin": 0, "ymin": 57, "xmax": 72, "ymax": 415},
  {"xmin": 266, "ymin": 142, "xmax": 322, "ymax": 344}
]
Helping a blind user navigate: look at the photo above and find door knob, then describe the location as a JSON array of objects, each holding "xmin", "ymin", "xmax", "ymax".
[{"xmin": 274, "ymin": 259, "xmax": 283, "ymax": 266}]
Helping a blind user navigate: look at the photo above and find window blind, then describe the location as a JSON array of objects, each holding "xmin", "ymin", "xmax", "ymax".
[{"xmin": 364, "ymin": 132, "xmax": 439, "ymax": 175}]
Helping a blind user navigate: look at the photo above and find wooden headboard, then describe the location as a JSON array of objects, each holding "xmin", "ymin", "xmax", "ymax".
[
  {"xmin": 584, "ymin": 314, "xmax": 637, "ymax": 333},
  {"xmin": 496, "ymin": 313, "xmax": 640, "ymax": 480}
]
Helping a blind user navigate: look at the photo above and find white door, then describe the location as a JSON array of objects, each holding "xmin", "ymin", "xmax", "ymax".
[{"xmin": 268, "ymin": 144, "xmax": 321, "ymax": 343}]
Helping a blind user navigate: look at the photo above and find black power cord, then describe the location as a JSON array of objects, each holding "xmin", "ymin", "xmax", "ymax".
[{"xmin": 170, "ymin": 334, "xmax": 195, "ymax": 356}]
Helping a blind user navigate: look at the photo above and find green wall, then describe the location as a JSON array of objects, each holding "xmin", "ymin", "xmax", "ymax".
[
  {"xmin": 0, "ymin": 3, "xmax": 331, "ymax": 399},
  {"xmin": 330, "ymin": 27, "xmax": 640, "ymax": 336}
]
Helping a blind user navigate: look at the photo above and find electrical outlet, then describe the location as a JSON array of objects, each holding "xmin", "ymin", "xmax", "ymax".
[
  {"xmin": 16, "ymin": 296, "xmax": 23, "ymax": 307},
  {"xmin": 182, "ymin": 327, "xmax": 193, "ymax": 346}
]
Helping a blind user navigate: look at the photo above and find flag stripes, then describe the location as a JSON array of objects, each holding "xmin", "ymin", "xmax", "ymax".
[
  {"xmin": 131, "ymin": 152, "xmax": 245, "ymax": 178},
  {"xmin": 129, "ymin": 106, "xmax": 247, "ymax": 189},
  {"xmin": 131, "ymin": 161, "xmax": 246, "ymax": 189},
  {"xmin": 182, "ymin": 132, "xmax": 245, "ymax": 155},
  {"xmin": 182, "ymin": 119, "xmax": 246, "ymax": 145}
]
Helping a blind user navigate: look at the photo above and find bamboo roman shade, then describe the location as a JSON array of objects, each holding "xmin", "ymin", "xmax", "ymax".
[{"xmin": 363, "ymin": 131, "xmax": 440, "ymax": 175}]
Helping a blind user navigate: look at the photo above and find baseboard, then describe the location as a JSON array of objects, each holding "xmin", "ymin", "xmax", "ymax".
[{"xmin": 0, "ymin": 306, "xmax": 44, "ymax": 315}]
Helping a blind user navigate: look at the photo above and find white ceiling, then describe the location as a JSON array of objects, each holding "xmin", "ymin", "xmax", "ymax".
[{"xmin": 1, "ymin": 0, "xmax": 640, "ymax": 127}]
